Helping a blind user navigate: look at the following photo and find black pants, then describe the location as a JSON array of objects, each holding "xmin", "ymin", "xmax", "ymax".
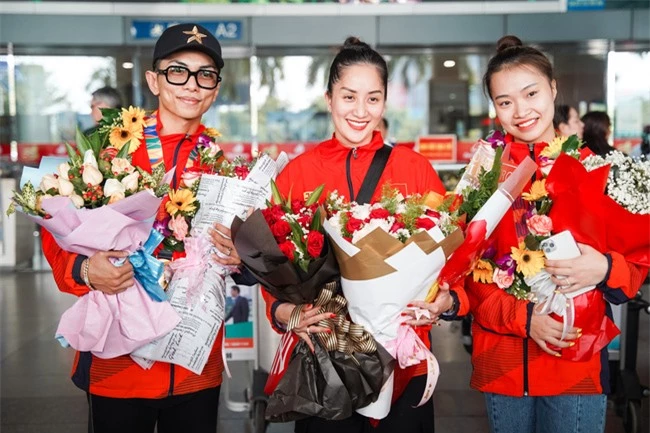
[
  {"xmin": 294, "ymin": 375, "xmax": 434, "ymax": 433},
  {"xmin": 88, "ymin": 386, "xmax": 221, "ymax": 433}
]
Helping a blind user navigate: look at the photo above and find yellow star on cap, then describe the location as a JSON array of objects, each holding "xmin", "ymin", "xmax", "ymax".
[{"xmin": 183, "ymin": 26, "xmax": 207, "ymax": 44}]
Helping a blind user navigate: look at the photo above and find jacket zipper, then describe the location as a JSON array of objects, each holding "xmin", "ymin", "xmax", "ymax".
[
  {"xmin": 522, "ymin": 142, "xmax": 536, "ymax": 396},
  {"xmin": 168, "ymin": 364, "xmax": 175, "ymax": 396},
  {"xmin": 528, "ymin": 143, "xmax": 536, "ymax": 182},
  {"xmin": 523, "ymin": 339, "xmax": 529, "ymax": 396},
  {"xmin": 346, "ymin": 148, "xmax": 356, "ymax": 200},
  {"xmin": 168, "ymin": 133, "xmax": 190, "ymax": 395},
  {"xmin": 171, "ymin": 134, "xmax": 190, "ymax": 189}
]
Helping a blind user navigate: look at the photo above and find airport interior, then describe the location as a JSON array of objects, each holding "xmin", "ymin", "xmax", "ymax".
[{"xmin": 1, "ymin": 1, "xmax": 648, "ymax": 432}]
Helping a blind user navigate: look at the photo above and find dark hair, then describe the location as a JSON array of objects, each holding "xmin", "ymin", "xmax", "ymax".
[
  {"xmin": 483, "ymin": 35, "xmax": 554, "ymax": 99},
  {"xmin": 231, "ymin": 285, "xmax": 240, "ymax": 294},
  {"xmin": 327, "ymin": 36, "xmax": 388, "ymax": 100},
  {"xmin": 381, "ymin": 117, "xmax": 389, "ymax": 130},
  {"xmin": 553, "ymin": 104, "xmax": 572, "ymax": 129},
  {"xmin": 641, "ymin": 125, "xmax": 650, "ymax": 156},
  {"xmin": 582, "ymin": 111, "xmax": 614, "ymax": 156},
  {"xmin": 92, "ymin": 86, "xmax": 123, "ymax": 109}
]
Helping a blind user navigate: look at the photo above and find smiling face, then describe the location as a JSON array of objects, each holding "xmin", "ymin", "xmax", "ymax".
[
  {"xmin": 491, "ymin": 65, "xmax": 557, "ymax": 144},
  {"xmin": 558, "ymin": 107, "xmax": 584, "ymax": 139},
  {"xmin": 325, "ymin": 63, "xmax": 386, "ymax": 149},
  {"xmin": 145, "ymin": 50, "xmax": 220, "ymax": 134}
]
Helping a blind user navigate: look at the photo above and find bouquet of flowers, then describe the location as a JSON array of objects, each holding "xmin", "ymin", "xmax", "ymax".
[
  {"xmin": 472, "ymin": 136, "xmax": 649, "ymax": 361},
  {"xmin": 153, "ymin": 128, "xmax": 225, "ymax": 258},
  {"xmin": 322, "ymin": 137, "xmax": 538, "ymax": 418},
  {"xmin": 323, "ymin": 185, "xmax": 464, "ymax": 419},
  {"xmin": 131, "ymin": 150, "xmax": 286, "ymax": 375},
  {"xmin": 231, "ymin": 182, "xmax": 393, "ymax": 422},
  {"xmin": 7, "ymin": 106, "xmax": 181, "ymax": 359}
]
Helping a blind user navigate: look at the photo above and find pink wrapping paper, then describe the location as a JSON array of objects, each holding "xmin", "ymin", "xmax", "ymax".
[{"xmin": 30, "ymin": 191, "xmax": 181, "ymax": 359}]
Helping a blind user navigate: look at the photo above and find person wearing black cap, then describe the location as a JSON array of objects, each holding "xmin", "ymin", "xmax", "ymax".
[{"xmin": 41, "ymin": 23, "xmax": 240, "ymax": 433}]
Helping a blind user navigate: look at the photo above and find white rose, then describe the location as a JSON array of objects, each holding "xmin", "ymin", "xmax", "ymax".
[
  {"xmin": 36, "ymin": 194, "xmax": 53, "ymax": 213},
  {"xmin": 121, "ymin": 172, "xmax": 140, "ymax": 192},
  {"xmin": 70, "ymin": 194, "xmax": 85, "ymax": 209},
  {"xmin": 82, "ymin": 165, "xmax": 103, "ymax": 186},
  {"xmin": 57, "ymin": 178, "xmax": 75, "ymax": 196},
  {"xmin": 111, "ymin": 158, "xmax": 134, "ymax": 175},
  {"xmin": 83, "ymin": 149, "xmax": 98, "ymax": 168},
  {"xmin": 103, "ymin": 178, "xmax": 126, "ymax": 198},
  {"xmin": 108, "ymin": 191, "xmax": 125, "ymax": 205},
  {"xmin": 57, "ymin": 162, "xmax": 71, "ymax": 180},
  {"xmin": 40, "ymin": 174, "xmax": 59, "ymax": 193}
]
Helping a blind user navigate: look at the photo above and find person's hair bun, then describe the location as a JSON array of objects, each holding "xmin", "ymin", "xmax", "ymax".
[
  {"xmin": 496, "ymin": 35, "xmax": 523, "ymax": 53},
  {"xmin": 342, "ymin": 36, "xmax": 370, "ymax": 51}
]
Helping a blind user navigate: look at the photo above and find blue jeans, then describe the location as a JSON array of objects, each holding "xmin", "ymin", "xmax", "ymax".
[{"xmin": 484, "ymin": 393, "xmax": 607, "ymax": 433}]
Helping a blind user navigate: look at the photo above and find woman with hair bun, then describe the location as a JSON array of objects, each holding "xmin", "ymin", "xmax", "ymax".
[
  {"xmin": 553, "ymin": 104, "xmax": 584, "ymax": 139},
  {"xmin": 466, "ymin": 35, "xmax": 647, "ymax": 433},
  {"xmin": 263, "ymin": 36, "xmax": 468, "ymax": 433}
]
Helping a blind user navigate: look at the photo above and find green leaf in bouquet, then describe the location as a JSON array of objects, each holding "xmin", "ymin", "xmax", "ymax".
[
  {"xmin": 116, "ymin": 141, "xmax": 131, "ymax": 159},
  {"xmin": 537, "ymin": 197, "xmax": 553, "ymax": 215},
  {"xmin": 523, "ymin": 234, "xmax": 541, "ymax": 251},
  {"xmin": 75, "ymin": 127, "xmax": 92, "ymax": 156},
  {"xmin": 310, "ymin": 207, "xmax": 322, "ymax": 232},
  {"xmin": 88, "ymin": 131, "xmax": 104, "ymax": 159},
  {"xmin": 561, "ymin": 134, "xmax": 582, "ymax": 154},
  {"xmin": 6, "ymin": 201, "xmax": 16, "ymax": 217},
  {"xmin": 8, "ymin": 182, "xmax": 43, "ymax": 217},
  {"xmin": 270, "ymin": 179, "xmax": 284, "ymax": 206},
  {"xmin": 305, "ymin": 184, "xmax": 324, "ymax": 206},
  {"xmin": 506, "ymin": 277, "xmax": 532, "ymax": 300},
  {"xmin": 97, "ymin": 107, "xmax": 122, "ymax": 128},
  {"xmin": 64, "ymin": 141, "xmax": 80, "ymax": 161},
  {"xmin": 155, "ymin": 183, "xmax": 170, "ymax": 198},
  {"xmin": 458, "ymin": 145, "xmax": 503, "ymax": 221}
]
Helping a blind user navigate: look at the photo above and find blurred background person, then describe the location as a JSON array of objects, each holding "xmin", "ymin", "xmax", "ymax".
[
  {"xmin": 377, "ymin": 116, "xmax": 394, "ymax": 147},
  {"xmin": 582, "ymin": 111, "xmax": 615, "ymax": 156},
  {"xmin": 553, "ymin": 104, "xmax": 584, "ymax": 139},
  {"xmin": 225, "ymin": 286, "xmax": 250, "ymax": 324},
  {"xmin": 630, "ymin": 125, "xmax": 650, "ymax": 159},
  {"xmin": 86, "ymin": 86, "xmax": 123, "ymax": 134}
]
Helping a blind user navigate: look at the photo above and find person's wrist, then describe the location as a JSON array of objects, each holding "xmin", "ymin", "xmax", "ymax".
[{"xmin": 82, "ymin": 258, "xmax": 96, "ymax": 291}]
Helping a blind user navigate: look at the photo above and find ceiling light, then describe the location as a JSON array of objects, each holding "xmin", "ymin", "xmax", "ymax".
[
  {"xmin": 122, "ymin": 62, "xmax": 134, "ymax": 70},
  {"xmin": 443, "ymin": 60, "xmax": 456, "ymax": 68}
]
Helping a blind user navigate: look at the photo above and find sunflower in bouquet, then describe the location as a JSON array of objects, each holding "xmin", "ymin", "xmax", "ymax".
[
  {"xmin": 153, "ymin": 128, "xmax": 226, "ymax": 256},
  {"xmin": 8, "ymin": 106, "xmax": 168, "ymax": 218},
  {"xmin": 5, "ymin": 106, "xmax": 181, "ymax": 359}
]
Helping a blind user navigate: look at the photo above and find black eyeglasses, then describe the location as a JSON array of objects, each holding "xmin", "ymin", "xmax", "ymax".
[{"xmin": 156, "ymin": 65, "xmax": 222, "ymax": 90}]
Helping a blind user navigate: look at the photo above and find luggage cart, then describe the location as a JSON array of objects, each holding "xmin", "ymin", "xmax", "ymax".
[
  {"xmin": 221, "ymin": 280, "xmax": 281, "ymax": 433},
  {"xmin": 610, "ymin": 287, "xmax": 650, "ymax": 433}
]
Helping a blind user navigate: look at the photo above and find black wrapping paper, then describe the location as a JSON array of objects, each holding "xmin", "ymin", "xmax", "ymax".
[{"xmin": 231, "ymin": 210, "xmax": 339, "ymax": 305}]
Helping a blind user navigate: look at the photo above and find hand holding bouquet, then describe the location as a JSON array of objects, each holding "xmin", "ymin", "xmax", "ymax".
[
  {"xmin": 324, "ymin": 185, "xmax": 468, "ymax": 418},
  {"xmin": 7, "ymin": 106, "xmax": 180, "ymax": 359},
  {"xmin": 231, "ymin": 182, "xmax": 393, "ymax": 422}
]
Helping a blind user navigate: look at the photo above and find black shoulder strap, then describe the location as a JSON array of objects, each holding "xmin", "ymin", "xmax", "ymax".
[{"xmin": 355, "ymin": 145, "xmax": 393, "ymax": 204}]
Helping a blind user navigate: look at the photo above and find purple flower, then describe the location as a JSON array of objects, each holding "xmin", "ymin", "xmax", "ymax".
[
  {"xmin": 153, "ymin": 218, "xmax": 172, "ymax": 237},
  {"xmin": 483, "ymin": 245, "xmax": 497, "ymax": 260},
  {"xmin": 486, "ymin": 130, "xmax": 506, "ymax": 149},
  {"xmin": 495, "ymin": 254, "xmax": 516, "ymax": 276},
  {"xmin": 197, "ymin": 134, "xmax": 212, "ymax": 147}
]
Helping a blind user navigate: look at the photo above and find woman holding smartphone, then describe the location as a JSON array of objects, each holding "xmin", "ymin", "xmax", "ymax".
[{"xmin": 465, "ymin": 35, "xmax": 647, "ymax": 433}]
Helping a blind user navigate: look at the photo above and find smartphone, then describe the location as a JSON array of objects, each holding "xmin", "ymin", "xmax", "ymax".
[
  {"xmin": 540, "ymin": 230, "xmax": 581, "ymax": 260},
  {"xmin": 540, "ymin": 230, "xmax": 594, "ymax": 296}
]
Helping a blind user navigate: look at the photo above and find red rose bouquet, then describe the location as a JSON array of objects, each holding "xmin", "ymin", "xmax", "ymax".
[{"xmin": 231, "ymin": 181, "xmax": 393, "ymax": 423}]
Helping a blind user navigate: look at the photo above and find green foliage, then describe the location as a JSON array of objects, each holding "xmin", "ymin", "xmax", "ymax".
[{"xmin": 458, "ymin": 146, "xmax": 503, "ymax": 221}]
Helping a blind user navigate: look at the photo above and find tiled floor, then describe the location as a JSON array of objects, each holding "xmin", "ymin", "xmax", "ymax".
[{"xmin": 1, "ymin": 270, "xmax": 647, "ymax": 433}]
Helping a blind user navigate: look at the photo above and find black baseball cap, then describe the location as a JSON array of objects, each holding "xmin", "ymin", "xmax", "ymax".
[{"xmin": 153, "ymin": 23, "xmax": 224, "ymax": 70}]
